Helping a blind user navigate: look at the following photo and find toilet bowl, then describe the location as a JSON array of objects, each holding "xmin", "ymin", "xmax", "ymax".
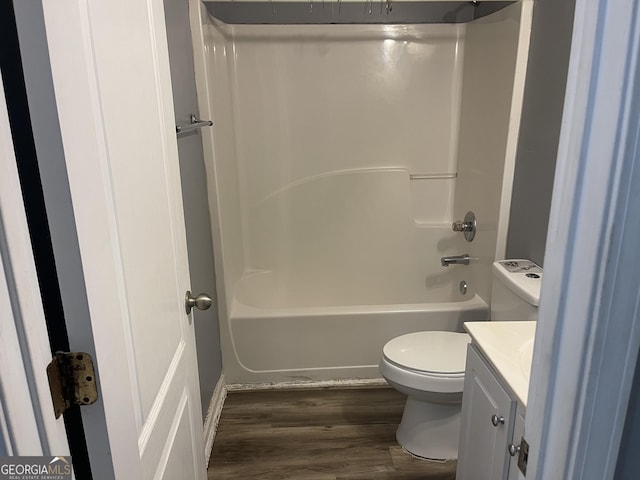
[
  {"xmin": 379, "ymin": 331, "xmax": 470, "ymax": 460},
  {"xmin": 379, "ymin": 260, "xmax": 542, "ymax": 460}
]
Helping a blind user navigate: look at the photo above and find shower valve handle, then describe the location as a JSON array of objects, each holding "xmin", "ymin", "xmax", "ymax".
[
  {"xmin": 452, "ymin": 211, "xmax": 477, "ymax": 242},
  {"xmin": 452, "ymin": 220, "xmax": 473, "ymax": 232}
]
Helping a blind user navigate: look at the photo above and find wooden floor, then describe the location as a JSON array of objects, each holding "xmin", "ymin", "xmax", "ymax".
[{"xmin": 208, "ymin": 387, "xmax": 457, "ymax": 479}]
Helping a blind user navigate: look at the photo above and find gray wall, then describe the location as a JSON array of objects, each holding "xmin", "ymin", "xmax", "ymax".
[
  {"xmin": 13, "ymin": 1, "xmax": 116, "ymax": 476},
  {"xmin": 505, "ymin": 0, "xmax": 576, "ymax": 266},
  {"xmin": 163, "ymin": 0, "xmax": 223, "ymax": 420}
]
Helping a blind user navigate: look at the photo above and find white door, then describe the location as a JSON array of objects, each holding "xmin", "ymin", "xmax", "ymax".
[{"xmin": 41, "ymin": 1, "xmax": 206, "ymax": 479}]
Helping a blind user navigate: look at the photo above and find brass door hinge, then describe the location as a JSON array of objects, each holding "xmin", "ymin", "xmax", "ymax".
[{"xmin": 46, "ymin": 352, "xmax": 98, "ymax": 419}]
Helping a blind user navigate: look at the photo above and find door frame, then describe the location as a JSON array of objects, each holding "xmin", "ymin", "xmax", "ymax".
[
  {"xmin": 526, "ymin": 1, "xmax": 640, "ymax": 478},
  {"xmin": 0, "ymin": 46, "xmax": 70, "ymax": 460}
]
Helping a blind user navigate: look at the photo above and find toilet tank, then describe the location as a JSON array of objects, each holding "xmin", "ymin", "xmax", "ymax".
[{"xmin": 490, "ymin": 260, "xmax": 542, "ymax": 321}]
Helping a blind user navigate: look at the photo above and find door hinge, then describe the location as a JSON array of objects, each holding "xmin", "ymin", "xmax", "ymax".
[
  {"xmin": 46, "ymin": 352, "xmax": 98, "ymax": 419},
  {"xmin": 518, "ymin": 436, "xmax": 530, "ymax": 476}
]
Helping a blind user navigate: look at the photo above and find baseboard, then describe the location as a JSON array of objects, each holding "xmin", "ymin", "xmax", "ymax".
[
  {"xmin": 225, "ymin": 377, "xmax": 389, "ymax": 392},
  {"xmin": 203, "ymin": 373, "xmax": 226, "ymax": 466}
]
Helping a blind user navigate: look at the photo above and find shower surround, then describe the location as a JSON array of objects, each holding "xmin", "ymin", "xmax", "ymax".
[{"xmin": 190, "ymin": 0, "xmax": 532, "ymax": 384}]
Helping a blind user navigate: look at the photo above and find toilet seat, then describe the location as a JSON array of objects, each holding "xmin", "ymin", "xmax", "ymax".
[
  {"xmin": 380, "ymin": 331, "xmax": 471, "ymax": 393},
  {"xmin": 383, "ymin": 331, "xmax": 471, "ymax": 374}
]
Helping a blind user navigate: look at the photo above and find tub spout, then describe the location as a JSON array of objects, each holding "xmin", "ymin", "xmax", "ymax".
[{"xmin": 441, "ymin": 254, "xmax": 470, "ymax": 267}]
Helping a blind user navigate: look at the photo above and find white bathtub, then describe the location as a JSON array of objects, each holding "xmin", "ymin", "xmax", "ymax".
[{"xmin": 224, "ymin": 272, "xmax": 489, "ymax": 384}]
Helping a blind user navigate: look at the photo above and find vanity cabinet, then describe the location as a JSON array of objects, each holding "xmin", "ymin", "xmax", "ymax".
[{"xmin": 457, "ymin": 344, "xmax": 525, "ymax": 480}]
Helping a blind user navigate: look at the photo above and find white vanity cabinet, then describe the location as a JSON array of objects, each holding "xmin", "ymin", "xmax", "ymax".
[{"xmin": 457, "ymin": 344, "xmax": 526, "ymax": 480}]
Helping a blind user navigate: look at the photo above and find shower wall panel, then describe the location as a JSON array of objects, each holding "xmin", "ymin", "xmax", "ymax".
[
  {"xmin": 223, "ymin": 23, "xmax": 465, "ymax": 282},
  {"xmin": 228, "ymin": 24, "xmax": 463, "ymax": 202},
  {"xmin": 193, "ymin": 12, "xmax": 246, "ymax": 313},
  {"xmin": 453, "ymin": 1, "xmax": 531, "ymax": 302}
]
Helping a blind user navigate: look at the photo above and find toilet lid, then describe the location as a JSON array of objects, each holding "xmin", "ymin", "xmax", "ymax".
[{"xmin": 383, "ymin": 331, "xmax": 471, "ymax": 374}]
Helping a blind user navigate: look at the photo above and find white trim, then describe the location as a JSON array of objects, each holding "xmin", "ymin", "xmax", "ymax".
[
  {"xmin": 0, "ymin": 399, "xmax": 12, "ymax": 456},
  {"xmin": 0, "ymin": 60, "xmax": 69, "ymax": 457},
  {"xmin": 203, "ymin": 374, "xmax": 227, "ymax": 465},
  {"xmin": 0, "ymin": 249, "xmax": 41, "ymax": 455},
  {"xmin": 526, "ymin": 1, "xmax": 640, "ymax": 479},
  {"xmin": 0, "ymin": 75, "xmax": 41, "ymax": 456}
]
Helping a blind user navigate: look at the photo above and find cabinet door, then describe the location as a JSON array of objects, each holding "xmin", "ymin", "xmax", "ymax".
[
  {"xmin": 507, "ymin": 407, "xmax": 526, "ymax": 480},
  {"xmin": 457, "ymin": 344, "xmax": 516, "ymax": 480}
]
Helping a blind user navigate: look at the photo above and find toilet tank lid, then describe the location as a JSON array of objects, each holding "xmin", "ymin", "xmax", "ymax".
[
  {"xmin": 383, "ymin": 331, "xmax": 471, "ymax": 374},
  {"xmin": 493, "ymin": 260, "xmax": 543, "ymax": 306}
]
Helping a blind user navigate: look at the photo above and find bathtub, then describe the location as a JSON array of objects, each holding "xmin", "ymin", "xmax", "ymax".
[{"xmin": 223, "ymin": 271, "xmax": 489, "ymax": 385}]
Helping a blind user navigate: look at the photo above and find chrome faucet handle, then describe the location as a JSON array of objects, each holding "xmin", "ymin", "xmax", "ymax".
[
  {"xmin": 452, "ymin": 211, "xmax": 476, "ymax": 242},
  {"xmin": 452, "ymin": 220, "xmax": 468, "ymax": 232}
]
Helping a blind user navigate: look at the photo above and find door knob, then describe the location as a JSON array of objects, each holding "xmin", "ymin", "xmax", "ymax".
[
  {"xmin": 185, "ymin": 291, "xmax": 213, "ymax": 315},
  {"xmin": 491, "ymin": 414, "xmax": 505, "ymax": 426}
]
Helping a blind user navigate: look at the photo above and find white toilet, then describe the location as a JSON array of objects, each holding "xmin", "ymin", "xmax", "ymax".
[{"xmin": 379, "ymin": 260, "xmax": 542, "ymax": 460}]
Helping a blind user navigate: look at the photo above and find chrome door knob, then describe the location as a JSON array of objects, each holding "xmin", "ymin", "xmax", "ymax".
[
  {"xmin": 508, "ymin": 443, "xmax": 521, "ymax": 457},
  {"xmin": 491, "ymin": 414, "xmax": 505, "ymax": 426},
  {"xmin": 185, "ymin": 291, "xmax": 213, "ymax": 315}
]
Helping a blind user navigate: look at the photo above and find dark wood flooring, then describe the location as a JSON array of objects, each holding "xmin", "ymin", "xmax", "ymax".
[{"xmin": 208, "ymin": 387, "xmax": 457, "ymax": 479}]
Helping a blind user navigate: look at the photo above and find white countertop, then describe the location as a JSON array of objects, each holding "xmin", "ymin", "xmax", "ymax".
[{"xmin": 464, "ymin": 321, "xmax": 536, "ymax": 407}]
